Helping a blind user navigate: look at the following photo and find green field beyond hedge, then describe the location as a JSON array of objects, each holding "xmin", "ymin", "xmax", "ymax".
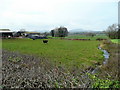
[
  {"xmin": 111, "ymin": 39, "xmax": 120, "ymax": 44},
  {"xmin": 65, "ymin": 35, "xmax": 108, "ymax": 40},
  {"xmin": 2, "ymin": 38, "xmax": 104, "ymax": 69}
]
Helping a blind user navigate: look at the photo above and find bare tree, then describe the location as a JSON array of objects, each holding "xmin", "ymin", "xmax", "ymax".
[
  {"xmin": 43, "ymin": 32, "xmax": 50, "ymax": 37},
  {"xmin": 105, "ymin": 24, "xmax": 118, "ymax": 39},
  {"xmin": 86, "ymin": 32, "xmax": 96, "ymax": 37},
  {"xmin": 20, "ymin": 29, "xmax": 26, "ymax": 32}
]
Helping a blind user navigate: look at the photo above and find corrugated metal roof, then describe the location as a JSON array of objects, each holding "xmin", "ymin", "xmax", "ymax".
[
  {"xmin": 0, "ymin": 29, "xmax": 10, "ymax": 31},
  {"xmin": 0, "ymin": 29, "xmax": 13, "ymax": 33},
  {"xmin": 0, "ymin": 31, "xmax": 13, "ymax": 33}
]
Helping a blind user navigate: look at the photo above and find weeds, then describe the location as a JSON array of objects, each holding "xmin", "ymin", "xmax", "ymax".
[
  {"xmin": 89, "ymin": 40, "xmax": 120, "ymax": 88},
  {"xmin": 8, "ymin": 56, "xmax": 22, "ymax": 63},
  {"xmin": 87, "ymin": 73, "xmax": 120, "ymax": 88},
  {"xmin": 2, "ymin": 50, "xmax": 94, "ymax": 88}
]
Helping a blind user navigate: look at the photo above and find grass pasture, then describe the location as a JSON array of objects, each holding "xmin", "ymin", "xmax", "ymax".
[
  {"xmin": 2, "ymin": 38, "xmax": 104, "ymax": 69},
  {"xmin": 48, "ymin": 35, "xmax": 109, "ymax": 40},
  {"xmin": 65, "ymin": 35, "xmax": 109, "ymax": 40},
  {"xmin": 111, "ymin": 39, "xmax": 120, "ymax": 44}
]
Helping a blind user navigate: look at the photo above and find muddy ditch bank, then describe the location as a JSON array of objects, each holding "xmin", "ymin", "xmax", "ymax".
[{"xmin": 2, "ymin": 50, "xmax": 93, "ymax": 88}]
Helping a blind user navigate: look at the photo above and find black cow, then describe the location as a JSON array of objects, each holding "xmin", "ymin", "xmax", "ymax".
[{"xmin": 43, "ymin": 40, "xmax": 48, "ymax": 44}]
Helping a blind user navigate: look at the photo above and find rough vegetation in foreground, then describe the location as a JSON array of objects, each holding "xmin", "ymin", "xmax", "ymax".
[
  {"xmin": 2, "ymin": 50, "xmax": 93, "ymax": 88},
  {"xmin": 99, "ymin": 40, "xmax": 120, "ymax": 80},
  {"xmin": 2, "ymin": 39, "xmax": 120, "ymax": 88},
  {"xmin": 90, "ymin": 40, "xmax": 120, "ymax": 88}
]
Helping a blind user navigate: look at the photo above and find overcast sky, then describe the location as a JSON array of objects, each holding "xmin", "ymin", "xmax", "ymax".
[{"xmin": 0, "ymin": 0, "xmax": 118, "ymax": 32}]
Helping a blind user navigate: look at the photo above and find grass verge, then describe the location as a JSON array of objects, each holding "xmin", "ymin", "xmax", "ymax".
[{"xmin": 2, "ymin": 38, "xmax": 104, "ymax": 69}]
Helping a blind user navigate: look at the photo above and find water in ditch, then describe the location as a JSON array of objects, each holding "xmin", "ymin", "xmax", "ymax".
[{"xmin": 91, "ymin": 46, "xmax": 110, "ymax": 74}]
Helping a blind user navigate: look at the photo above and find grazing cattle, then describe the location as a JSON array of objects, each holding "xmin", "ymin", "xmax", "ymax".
[{"xmin": 43, "ymin": 40, "xmax": 48, "ymax": 44}]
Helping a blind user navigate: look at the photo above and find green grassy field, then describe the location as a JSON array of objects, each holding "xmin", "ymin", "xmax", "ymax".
[
  {"xmin": 48, "ymin": 35, "xmax": 109, "ymax": 40},
  {"xmin": 2, "ymin": 38, "xmax": 104, "ymax": 69},
  {"xmin": 111, "ymin": 39, "xmax": 120, "ymax": 44},
  {"xmin": 65, "ymin": 35, "xmax": 109, "ymax": 40}
]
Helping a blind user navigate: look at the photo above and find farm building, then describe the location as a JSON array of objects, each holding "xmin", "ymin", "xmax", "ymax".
[
  {"xmin": 13, "ymin": 31, "xmax": 27, "ymax": 37},
  {"xmin": 14, "ymin": 31, "xmax": 40, "ymax": 37},
  {"xmin": 0, "ymin": 29, "xmax": 13, "ymax": 38},
  {"xmin": 51, "ymin": 26, "xmax": 68, "ymax": 37}
]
